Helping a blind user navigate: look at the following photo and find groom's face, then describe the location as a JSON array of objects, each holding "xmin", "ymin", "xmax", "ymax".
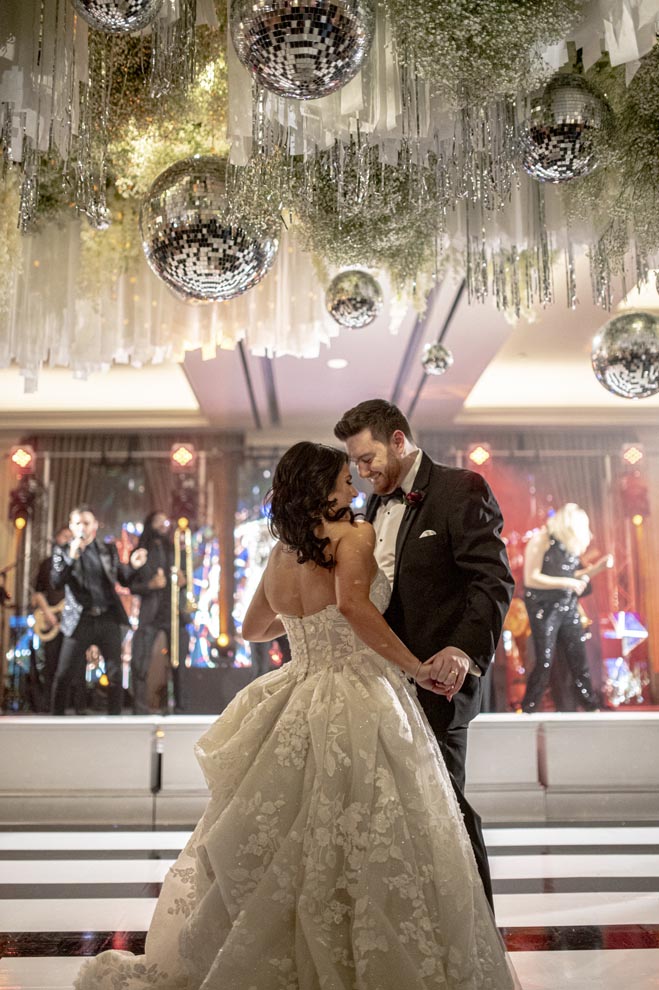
[{"xmin": 345, "ymin": 428, "xmax": 405, "ymax": 495}]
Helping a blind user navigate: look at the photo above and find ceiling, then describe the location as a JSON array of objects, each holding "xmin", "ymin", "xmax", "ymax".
[{"xmin": 2, "ymin": 250, "xmax": 658, "ymax": 441}]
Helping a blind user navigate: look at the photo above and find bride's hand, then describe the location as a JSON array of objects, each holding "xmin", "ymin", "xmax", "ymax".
[{"xmin": 414, "ymin": 660, "xmax": 449, "ymax": 693}]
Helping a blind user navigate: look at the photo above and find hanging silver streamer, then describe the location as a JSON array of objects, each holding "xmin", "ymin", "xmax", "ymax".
[{"xmin": 149, "ymin": 0, "xmax": 196, "ymax": 99}]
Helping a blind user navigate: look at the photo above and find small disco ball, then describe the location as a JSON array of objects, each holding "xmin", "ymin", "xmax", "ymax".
[
  {"xmin": 139, "ymin": 156, "xmax": 278, "ymax": 303},
  {"xmin": 70, "ymin": 0, "xmax": 164, "ymax": 33},
  {"xmin": 422, "ymin": 342, "xmax": 454, "ymax": 376},
  {"xmin": 520, "ymin": 74, "xmax": 610, "ymax": 183},
  {"xmin": 591, "ymin": 311, "xmax": 659, "ymax": 399},
  {"xmin": 230, "ymin": 0, "xmax": 375, "ymax": 100},
  {"xmin": 326, "ymin": 269, "xmax": 382, "ymax": 328}
]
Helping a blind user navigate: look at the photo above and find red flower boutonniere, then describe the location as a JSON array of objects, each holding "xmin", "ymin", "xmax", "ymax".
[{"xmin": 404, "ymin": 489, "xmax": 426, "ymax": 508}]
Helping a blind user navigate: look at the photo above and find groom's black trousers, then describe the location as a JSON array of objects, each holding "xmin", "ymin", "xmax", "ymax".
[{"xmin": 437, "ymin": 724, "xmax": 494, "ymax": 913}]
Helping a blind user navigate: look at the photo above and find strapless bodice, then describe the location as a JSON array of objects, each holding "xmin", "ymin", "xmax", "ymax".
[{"xmin": 280, "ymin": 568, "xmax": 393, "ymax": 678}]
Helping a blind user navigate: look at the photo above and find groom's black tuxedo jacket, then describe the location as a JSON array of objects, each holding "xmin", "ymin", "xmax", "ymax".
[{"xmin": 366, "ymin": 452, "xmax": 513, "ymax": 733}]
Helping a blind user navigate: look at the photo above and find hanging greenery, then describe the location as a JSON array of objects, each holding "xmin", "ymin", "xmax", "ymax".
[
  {"xmin": 563, "ymin": 49, "xmax": 659, "ymax": 274},
  {"xmin": 383, "ymin": 0, "xmax": 584, "ymax": 105},
  {"xmin": 0, "ymin": 166, "xmax": 23, "ymax": 315},
  {"xmin": 289, "ymin": 143, "xmax": 444, "ymax": 291}
]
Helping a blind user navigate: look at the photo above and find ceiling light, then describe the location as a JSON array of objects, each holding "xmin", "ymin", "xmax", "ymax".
[{"xmin": 327, "ymin": 358, "xmax": 348, "ymax": 369}]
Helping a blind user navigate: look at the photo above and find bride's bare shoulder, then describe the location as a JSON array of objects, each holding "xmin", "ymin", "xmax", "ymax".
[{"xmin": 330, "ymin": 518, "xmax": 374, "ymax": 546}]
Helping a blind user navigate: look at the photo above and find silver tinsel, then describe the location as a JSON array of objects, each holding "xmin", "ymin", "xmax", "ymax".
[
  {"xmin": 520, "ymin": 74, "xmax": 610, "ymax": 184},
  {"xmin": 326, "ymin": 269, "xmax": 382, "ymax": 327},
  {"xmin": 421, "ymin": 342, "xmax": 454, "ymax": 376},
  {"xmin": 140, "ymin": 156, "xmax": 279, "ymax": 302},
  {"xmin": 591, "ymin": 311, "xmax": 659, "ymax": 399},
  {"xmin": 70, "ymin": 0, "xmax": 164, "ymax": 34},
  {"xmin": 230, "ymin": 0, "xmax": 375, "ymax": 100}
]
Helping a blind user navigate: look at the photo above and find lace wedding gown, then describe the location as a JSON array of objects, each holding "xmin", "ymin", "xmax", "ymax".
[{"xmin": 75, "ymin": 571, "xmax": 516, "ymax": 990}]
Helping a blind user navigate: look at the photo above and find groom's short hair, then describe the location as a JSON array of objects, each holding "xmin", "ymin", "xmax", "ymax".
[{"xmin": 334, "ymin": 399, "xmax": 414, "ymax": 444}]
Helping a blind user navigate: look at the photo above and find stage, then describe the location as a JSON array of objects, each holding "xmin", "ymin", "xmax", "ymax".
[{"xmin": 2, "ymin": 711, "xmax": 658, "ymax": 828}]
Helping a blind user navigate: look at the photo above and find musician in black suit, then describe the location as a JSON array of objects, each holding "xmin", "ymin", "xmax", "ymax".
[
  {"xmin": 50, "ymin": 505, "xmax": 147, "ymax": 716},
  {"xmin": 128, "ymin": 510, "xmax": 189, "ymax": 714},
  {"xmin": 335, "ymin": 399, "xmax": 513, "ymax": 908}
]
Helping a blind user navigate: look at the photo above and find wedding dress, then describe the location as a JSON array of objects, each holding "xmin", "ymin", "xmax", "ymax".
[{"xmin": 75, "ymin": 570, "xmax": 516, "ymax": 990}]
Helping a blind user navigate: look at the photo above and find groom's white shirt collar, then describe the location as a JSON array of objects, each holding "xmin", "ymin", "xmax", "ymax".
[{"xmin": 399, "ymin": 449, "xmax": 423, "ymax": 494}]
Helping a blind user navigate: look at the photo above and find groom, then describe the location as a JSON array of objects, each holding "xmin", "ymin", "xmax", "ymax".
[{"xmin": 335, "ymin": 399, "xmax": 514, "ymax": 908}]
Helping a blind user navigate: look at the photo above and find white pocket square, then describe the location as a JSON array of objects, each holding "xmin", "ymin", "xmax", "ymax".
[{"xmin": 419, "ymin": 530, "xmax": 436, "ymax": 538}]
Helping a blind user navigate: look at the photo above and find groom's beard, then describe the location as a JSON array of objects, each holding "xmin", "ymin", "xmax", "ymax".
[{"xmin": 368, "ymin": 452, "xmax": 404, "ymax": 495}]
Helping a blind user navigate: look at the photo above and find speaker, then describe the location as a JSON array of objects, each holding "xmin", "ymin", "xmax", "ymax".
[{"xmin": 182, "ymin": 665, "xmax": 252, "ymax": 715}]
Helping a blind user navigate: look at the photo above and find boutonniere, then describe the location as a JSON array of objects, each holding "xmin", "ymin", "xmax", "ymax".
[{"xmin": 404, "ymin": 489, "xmax": 426, "ymax": 508}]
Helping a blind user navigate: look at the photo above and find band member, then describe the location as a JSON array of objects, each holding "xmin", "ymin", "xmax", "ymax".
[
  {"xmin": 50, "ymin": 505, "xmax": 147, "ymax": 716},
  {"xmin": 31, "ymin": 526, "xmax": 72, "ymax": 711},
  {"xmin": 129, "ymin": 511, "xmax": 189, "ymax": 714}
]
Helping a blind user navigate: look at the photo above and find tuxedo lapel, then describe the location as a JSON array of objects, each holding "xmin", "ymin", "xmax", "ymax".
[
  {"xmin": 365, "ymin": 493, "xmax": 380, "ymax": 523},
  {"xmin": 392, "ymin": 452, "xmax": 434, "ymax": 587}
]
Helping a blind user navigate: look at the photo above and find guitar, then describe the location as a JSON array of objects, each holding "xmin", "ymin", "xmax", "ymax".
[{"xmin": 33, "ymin": 599, "xmax": 64, "ymax": 642}]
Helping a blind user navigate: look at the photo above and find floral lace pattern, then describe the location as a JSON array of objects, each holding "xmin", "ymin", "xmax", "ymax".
[{"xmin": 74, "ymin": 570, "xmax": 516, "ymax": 990}]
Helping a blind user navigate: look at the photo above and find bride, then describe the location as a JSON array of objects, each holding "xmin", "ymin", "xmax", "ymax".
[{"xmin": 76, "ymin": 442, "xmax": 516, "ymax": 990}]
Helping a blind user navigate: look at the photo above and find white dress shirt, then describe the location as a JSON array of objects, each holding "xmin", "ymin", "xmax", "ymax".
[{"xmin": 373, "ymin": 449, "xmax": 423, "ymax": 586}]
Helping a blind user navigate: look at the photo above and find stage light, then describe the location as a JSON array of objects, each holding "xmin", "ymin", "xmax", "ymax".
[
  {"xmin": 8, "ymin": 477, "xmax": 37, "ymax": 529},
  {"xmin": 10, "ymin": 445, "xmax": 35, "ymax": 475},
  {"xmin": 622, "ymin": 443, "xmax": 644, "ymax": 466},
  {"xmin": 99, "ymin": 673, "xmax": 109, "ymax": 687},
  {"xmin": 177, "ymin": 516, "xmax": 189, "ymax": 530},
  {"xmin": 632, "ymin": 514, "xmax": 644, "ymax": 527},
  {"xmin": 170, "ymin": 443, "xmax": 196, "ymax": 472},
  {"xmin": 467, "ymin": 443, "xmax": 491, "ymax": 467},
  {"xmin": 218, "ymin": 632, "xmax": 230, "ymax": 648}
]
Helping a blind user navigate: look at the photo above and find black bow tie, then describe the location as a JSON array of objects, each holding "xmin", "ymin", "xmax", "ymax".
[{"xmin": 381, "ymin": 488, "xmax": 405, "ymax": 505}]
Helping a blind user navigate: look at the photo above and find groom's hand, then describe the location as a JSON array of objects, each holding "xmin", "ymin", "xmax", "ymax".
[{"xmin": 426, "ymin": 647, "xmax": 471, "ymax": 700}]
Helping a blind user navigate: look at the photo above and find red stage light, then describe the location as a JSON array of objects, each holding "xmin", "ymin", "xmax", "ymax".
[
  {"xmin": 170, "ymin": 443, "xmax": 196, "ymax": 472},
  {"xmin": 10, "ymin": 445, "xmax": 35, "ymax": 475}
]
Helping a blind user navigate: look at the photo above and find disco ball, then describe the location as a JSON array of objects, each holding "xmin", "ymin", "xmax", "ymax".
[
  {"xmin": 230, "ymin": 0, "xmax": 375, "ymax": 100},
  {"xmin": 591, "ymin": 311, "xmax": 659, "ymax": 399},
  {"xmin": 326, "ymin": 269, "xmax": 382, "ymax": 328},
  {"xmin": 70, "ymin": 0, "xmax": 164, "ymax": 33},
  {"xmin": 139, "ymin": 156, "xmax": 278, "ymax": 303},
  {"xmin": 520, "ymin": 74, "xmax": 610, "ymax": 183},
  {"xmin": 422, "ymin": 342, "xmax": 454, "ymax": 376}
]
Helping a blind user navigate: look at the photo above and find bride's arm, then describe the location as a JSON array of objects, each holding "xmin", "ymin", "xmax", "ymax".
[
  {"xmin": 334, "ymin": 524, "xmax": 436, "ymax": 690},
  {"xmin": 242, "ymin": 571, "xmax": 286, "ymax": 642}
]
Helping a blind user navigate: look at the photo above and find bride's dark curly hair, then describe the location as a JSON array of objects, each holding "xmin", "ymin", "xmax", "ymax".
[{"xmin": 266, "ymin": 442, "xmax": 355, "ymax": 569}]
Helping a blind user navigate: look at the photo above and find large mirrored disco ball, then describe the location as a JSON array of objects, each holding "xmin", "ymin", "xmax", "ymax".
[
  {"xmin": 422, "ymin": 342, "xmax": 454, "ymax": 376},
  {"xmin": 326, "ymin": 269, "xmax": 382, "ymax": 328},
  {"xmin": 591, "ymin": 311, "xmax": 659, "ymax": 399},
  {"xmin": 140, "ymin": 156, "xmax": 279, "ymax": 303},
  {"xmin": 70, "ymin": 0, "xmax": 164, "ymax": 33},
  {"xmin": 520, "ymin": 74, "xmax": 610, "ymax": 183},
  {"xmin": 230, "ymin": 0, "xmax": 375, "ymax": 100}
]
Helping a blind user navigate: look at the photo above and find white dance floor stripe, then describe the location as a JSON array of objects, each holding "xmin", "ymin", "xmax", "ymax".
[
  {"xmin": 0, "ymin": 860, "xmax": 175, "ymax": 885},
  {"xmin": 495, "ymin": 891, "xmax": 659, "ymax": 928},
  {"xmin": 0, "ymin": 957, "xmax": 85, "ymax": 989},
  {"xmin": 0, "ymin": 898, "xmax": 157, "ymax": 933},
  {"xmin": 509, "ymin": 949, "xmax": 659, "ymax": 990},
  {"xmin": 484, "ymin": 827, "xmax": 659, "ymax": 847},
  {"xmin": 3, "ymin": 890, "xmax": 659, "ymax": 933},
  {"xmin": 0, "ymin": 832, "xmax": 192, "ymax": 852},
  {"xmin": 490, "ymin": 854, "xmax": 659, "ymax": 879},
  {"xmin": 3, "ymin": 853, "xmax": 658, "ymax": 886}
]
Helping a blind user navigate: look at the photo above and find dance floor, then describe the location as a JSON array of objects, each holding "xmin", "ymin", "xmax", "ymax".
[{"xmin": 0, "ymin": 824, "xmax": 658, "ymax": 989}]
